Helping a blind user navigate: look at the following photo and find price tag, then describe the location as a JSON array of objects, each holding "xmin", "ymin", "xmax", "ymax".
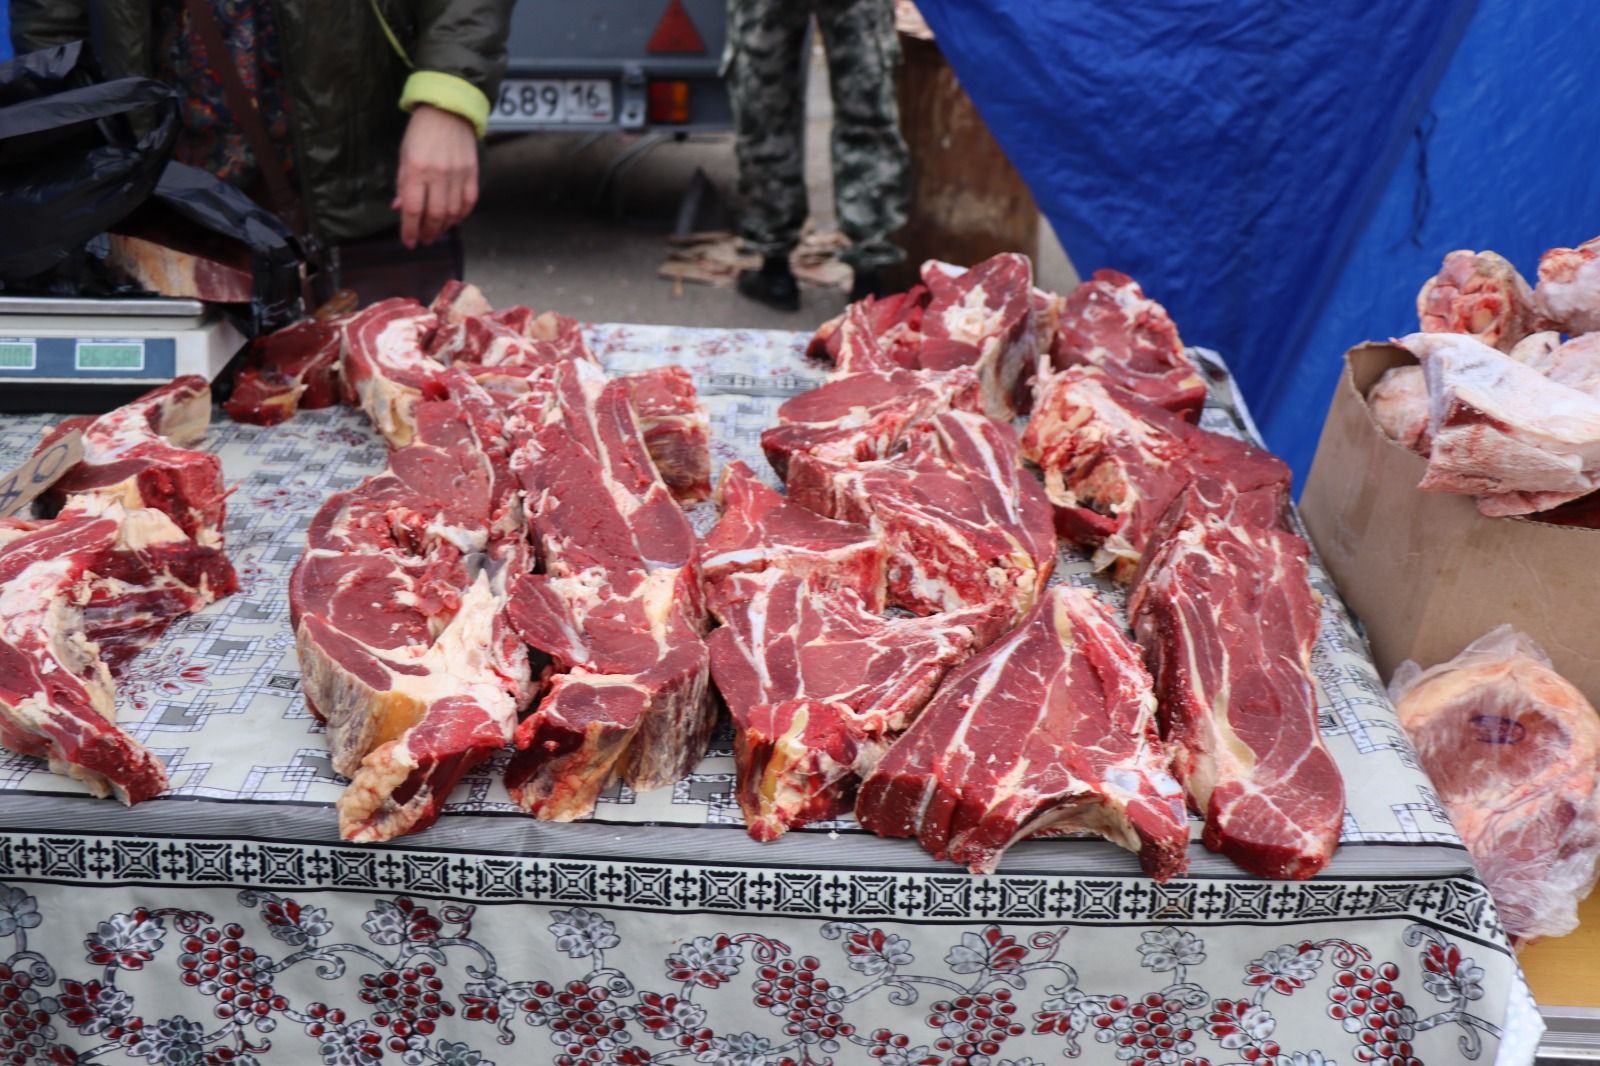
[{"xmin": 0, "ymin": 430, "xmax": 84, "ymax": 518}]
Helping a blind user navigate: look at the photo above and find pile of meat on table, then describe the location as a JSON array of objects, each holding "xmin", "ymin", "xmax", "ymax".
[
  {"xmin": 1368, "ymin": 236, "xmax": 1600, "ymax": 523},
  {"xmin": 285, "ymin": 282, "xmax": 715, "ymax": 841},
  {"xmin": 3, "ymin": 256, "xmax": 1347, "ymax": 883},
  {"xmin": 754, "ymin": 255, "xmax": 1342, "ymax": 880},
  {"xmin": 0, "ymin": 377, "xmax": 237, "ymax": 803}
]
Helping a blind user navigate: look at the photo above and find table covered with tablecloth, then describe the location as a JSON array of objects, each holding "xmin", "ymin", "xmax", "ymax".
[{"xmin": 0, "ymin": 325, "xmax": 1539, "ymax": 1065}]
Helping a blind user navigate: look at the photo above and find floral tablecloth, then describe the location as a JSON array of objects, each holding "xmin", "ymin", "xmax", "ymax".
[{"xmin": 0, "ymin": 326, "xmax": 1539, "ymax": 1066}]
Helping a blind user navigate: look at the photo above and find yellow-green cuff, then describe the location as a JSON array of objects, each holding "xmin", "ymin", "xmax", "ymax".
[{"xmin": 399, "ymin": 71, "xmax": 491, "ymax": 139}]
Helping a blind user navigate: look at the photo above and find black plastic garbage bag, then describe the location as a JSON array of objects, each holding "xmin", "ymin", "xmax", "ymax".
[
  {"xmin": 145, "ymin": 160, "xmax": 310, "ymax": 332},
  {"xmin": 0, "ymin": 41, "xmax": 180, "ymax": 283}
]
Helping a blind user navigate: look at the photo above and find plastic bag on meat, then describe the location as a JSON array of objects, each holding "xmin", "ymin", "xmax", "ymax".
[{"xmin": 1390, "ymin": 626, "xmax": 1600, "ymax": 945}]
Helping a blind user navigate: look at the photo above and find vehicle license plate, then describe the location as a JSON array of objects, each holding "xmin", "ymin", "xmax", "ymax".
[{"xmin": 493, "ymin": 79, "xmax": 615, "ymax": 124}]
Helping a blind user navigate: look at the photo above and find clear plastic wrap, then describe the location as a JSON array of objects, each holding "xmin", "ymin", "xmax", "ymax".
[{"xmin": 1391, "ymin": 625, "xmax": 1600, "ymax": 946}]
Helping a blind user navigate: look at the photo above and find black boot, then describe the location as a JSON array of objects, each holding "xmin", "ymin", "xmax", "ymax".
[
  {"xmin": 848, "ymin": 268, "xmax": 886, "ymax": 302},
  {"xmin": 737, "ymin": 255, "xmax": 801, "ymax": 312}
]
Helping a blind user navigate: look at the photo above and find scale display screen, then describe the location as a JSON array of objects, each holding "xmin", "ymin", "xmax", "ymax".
[
  {"xmin": 0, "ymin": 341, "xmax": 36, "ymax": 370},
  {"xmin": 0, "ymin": 337, "xmax": 173, "ymax": 379},
  {"xmin": 75, "ymin": 340, "xmax": 146, "ymax": 371}
]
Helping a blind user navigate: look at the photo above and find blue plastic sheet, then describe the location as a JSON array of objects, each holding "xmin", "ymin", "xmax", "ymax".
[
  {"xmin": 914, "ymin": 0, "xmax": 1483, "ymax": 481},
  {"xmin": 1261, "ymin": 0, "xmax": 1600, "ymax": 477}
]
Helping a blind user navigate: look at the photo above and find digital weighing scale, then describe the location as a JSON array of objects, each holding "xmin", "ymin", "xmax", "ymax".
[{"xmin": 0, "ymin": 295, "xmax": 248, "ymax": 414}]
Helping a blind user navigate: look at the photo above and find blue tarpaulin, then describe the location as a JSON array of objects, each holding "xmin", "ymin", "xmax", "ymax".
[{"xmin": 914, "ymin": 0, "xmax": 1600, "ymax": 483}]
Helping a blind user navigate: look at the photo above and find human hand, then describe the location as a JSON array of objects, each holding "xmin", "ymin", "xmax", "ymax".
[{"xmin": 392, "ymin": 104, "xmax": 480, "ymax": 248}]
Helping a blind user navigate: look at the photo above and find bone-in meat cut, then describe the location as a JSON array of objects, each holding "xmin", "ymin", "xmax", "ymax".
[
  {"xmin": 918, "ymin": 254, "xmax": 1037, "ymax": 419},
  {"xmin": 855, "ymin": 585, "xmax": 1190, "ymax": 879},
  {"xmin": 1535, "ymin": 235, "xmax": 1600, "ymax": 334},
  {"xmin": 290, "ymin": 393, "xmax": 533, "ymax": 842},
  {"xmin": 338, "ymin": 298, "xmax": 445, "ymax": 447},
  {"xmin": 1049, "ymin": 269, "xmax": 1206, "ymax": 420},
  {"xmin": 225, "ymin": 319, "xmax": 343, "ymax": 426},
  {"xmin": 1128, "ymin": 479, "xmax": 1341, "ymax": 880},
  {"xmin": 1512, "ymin": 331, "xmax": 1600, "ymax": 400},
  {"xmin": 1023, "ymin": 367, "xmax": 1288, "ymax": 580},
  {"xmin": 1390, "ymin": 626, "xmax": 1600, "ymax": 943},
  {"xmin": 759, "ymin": 366, "xmax": 981, "ymax": 480},
  {"xmin": 786, "ymin": 411, "xmax": 1055, "ymax": 638},
  {"xmin": 1366, "ymin": 365, "xmax": 1432, "ymax": 454},
  {"xmin": 38, "ymin": 375, "xmax": 228, "ymax": 547},
  {"xmin": 699, "ymin": 461, "xmax": 887, "ymax": 617},
  {"xmin": 814, "ymin": 287, "xmax": 930, "ymax": 374},
  {"xmin": 1416, "ymin": 249, "xmax": 1537, "ymax": 353},
  {"xmin": 503, "ymin": 359, "xmax": 713, "ymax": 820},
  {"xmin": 0, "ymin": 502, "xmax": 234, "ymax": 804},
  {"xmin": 1400, "ymin": 331, "xmax": 1600, "ymax": 516},
  {"xmin": 620, "ymin": 365, "xmax": 713, "ymax": 505},
  {"xmin": 708, "ymin": 570, "xmax": 989, "ymax": 840}
]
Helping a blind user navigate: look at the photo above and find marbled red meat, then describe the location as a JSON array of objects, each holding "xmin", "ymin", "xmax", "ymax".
[
  {"xmin": 856, "ymin": 585, "xmax": 1190, "ymax": 879},
  {"xmin": 1128, "ymin": 480, "xmax": 1340, "ymax": 880}
]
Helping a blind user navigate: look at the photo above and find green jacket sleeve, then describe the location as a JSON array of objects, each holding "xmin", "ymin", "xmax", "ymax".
[
  {"xmin": 398, "ymin": 0, "xmax": 513, "ymax": 137},
  {"xmin": 10, "ymin": 0, "xmax": 91, "ymax": 53}
]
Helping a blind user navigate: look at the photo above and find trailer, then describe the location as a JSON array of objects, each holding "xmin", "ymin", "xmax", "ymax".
[{"xmin": 491, "ymin": 0, "xmax": 731, "ymax": 134}]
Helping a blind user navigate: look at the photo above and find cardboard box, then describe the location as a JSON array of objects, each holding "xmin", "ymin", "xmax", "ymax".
[{"xmin": 1300, "ymin": 342, "xmax": 1600, "ymax": 707}]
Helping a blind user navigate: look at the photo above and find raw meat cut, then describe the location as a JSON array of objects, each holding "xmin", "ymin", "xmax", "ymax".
[
  {"xmin": 1507, "ymin": 330, "xmax": 1562, "ymax": 366},
  {"xmin": 290, "ymin": 395, "xmax": 533, "ymax": 841},
  {"xmin": 1128, "ymin": 480, "xmax": 1341, "ymax": 880},
  {"xmin": 0, "ymin": 501, "xmax": 235, "ymax": 804},
  {"xmin": 502, "ymin": 359, "xmax": 713, "ymax": 820},
  {"xmin": 1531, "ymin": 489, "xmax": 1600, "ymax": 529},
  {"xmin": 426, "ymin": 281, "xmax": 598, "ymax": 373},
  {"xmin": 621, "ymin": 365, "xmax": 713, "ymax": 504},
  {"xmin": 1366, "ymin": 365, "xmax": 1432, "ymax": 453},
  {"xmin": 817, "ymin": 287, "xmax": 931, "ymax": 375},
  {"xmin": 1391, "ymin": 626, "xmax": 1600, "ymax": 944},
  {"xmin": 708, "ymin": 569, "xmax": 990, "ymax": 840},
  {"xmin": 806, "ymin": 253, "xmax": 1040, "ymax": 417},
  {"xmin": 1513, "ymin": 331, "xmax": 1600, "ymax": 399},
  {"xmin": 1400, "ymin": 331, "xmax": 1600, "ymax": 515},
  {"xmin": 787, "ymin": 411, "xmax": 1055, "ymax": 637},
  {"xmin": 1416, "ymin": 249, "xmax": 1537, "ymax": 353},
  {"xmin": 38, "ymin": 376, "xmax": 229, "ymax": 548},
  {"xmin": 427, "ymin": 314, "xmax": 558, "ymax": 370},
  {"xmin": 1049, "ymin": 269, "xmax": 1206, "ymax": 420},
  {"xmin": 1534, "ymin": 236, "xmax": 1600, "ymax": 334},
  {"xmin": 855, "ymin": 585, "xmax": 1190, "ymax": 879},
  {"xmin": 1023, "ymin": 367, "xmax": 1289, "ymax": 580},
  {"xmin": 699, "ymin": 461, "xmax": 887, "ymax": 617},
  {"xmin": 224, "ymin": 319, "xmax": 342, "ymax": 426},
  {"xmin": 807, "ymin": 285, "xmax": 928, "ymax": 370},
  {"xmin": 759, "ymin": 366, "xmax": 981, "ymax": 480},
  {"xmin": 919, "ymin": 254, "xmax": 1037, "ymax": 419},
  {"xmin": 430, "ymin": 279, "xmax": 494, "ymax": 323},
  {"xmin": 338, "ymin": 298, "xmax": 444, "ymax": 448}
]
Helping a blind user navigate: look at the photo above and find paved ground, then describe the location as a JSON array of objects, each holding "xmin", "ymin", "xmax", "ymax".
[
  {"xmin": 462, "ymin": 48, "xmax": 1074, "ymax": 334},
  {"xmin": 461, "ymin": 48, "xmax": 850, "ymax": 332}
]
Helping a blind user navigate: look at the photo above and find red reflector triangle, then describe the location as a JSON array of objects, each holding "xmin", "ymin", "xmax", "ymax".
[{"xmin": 647, "ymin": 0, "xmax": 707, "ymax": 54}]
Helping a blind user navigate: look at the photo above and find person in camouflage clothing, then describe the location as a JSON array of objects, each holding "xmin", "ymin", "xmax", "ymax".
[{"xmin": 725, "ymin": 0, "xmax": 911, "ymax": 311}]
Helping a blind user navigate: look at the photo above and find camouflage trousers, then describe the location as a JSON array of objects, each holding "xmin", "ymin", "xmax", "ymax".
[{"xmin": 724, "ymin": 0, "xmax": 911, "ymax": 271}]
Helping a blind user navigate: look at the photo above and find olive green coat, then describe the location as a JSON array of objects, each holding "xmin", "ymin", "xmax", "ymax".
[{"xmin": 11, "ymin": 0, "xmax": 511, "ymax": 242}]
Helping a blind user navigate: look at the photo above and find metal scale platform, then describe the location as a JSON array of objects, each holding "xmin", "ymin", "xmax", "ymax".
[{"xmin": 0, "ymin": 294, "xmax": 246, "ymax": 414}]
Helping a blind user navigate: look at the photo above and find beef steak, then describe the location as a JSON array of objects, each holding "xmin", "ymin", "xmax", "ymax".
[
  {"xmin": 1128, "ymin": 480, "xmax": 1342, "ymax": 880},
  {"xmin": 856, "ymin": 585, "xmax": 1190, "ymax": 879},
  {"xmin": 700, "ymin": 461, "xmax": 887, "ymax": 619},
  {"xmin": 1049, "ymin": 269, "xmax": 1205, "ymax": 420},
  {"xmin": 708, "ymin": 570, "xmax": 990, "ymax": 840},
  {"xmin": 0, "ymin": 502, "xmax": 234, "ymax": 804}
]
